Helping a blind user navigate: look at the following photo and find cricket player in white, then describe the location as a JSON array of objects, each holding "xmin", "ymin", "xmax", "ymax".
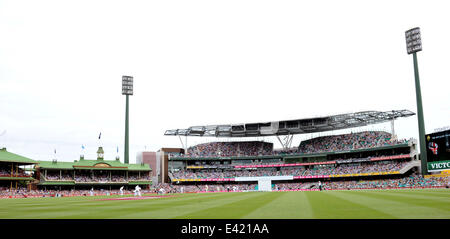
[
  {"xmin": 90, "ymin": 187, "xmax": 94, "ymax": 196},
  {"xmin": 134, "ymin": 185, "xmax": 142, "ymax": 197},
  {"xmin": 119, "ymin": 186, "xmax": 124, "ymax": 196}
]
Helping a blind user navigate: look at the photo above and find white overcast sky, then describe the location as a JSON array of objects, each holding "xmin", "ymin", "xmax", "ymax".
[{"xmin": 0, "ymin": 0, "xmax": 449, "ymax": 163}]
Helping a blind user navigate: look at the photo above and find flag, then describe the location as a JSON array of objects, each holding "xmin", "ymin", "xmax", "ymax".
[
  {"xmin": 82, "ymin": 145, "xmax": 85, "ymax": 150},
  {"xmin": 98, "ymin": 132, "xmax": 102, "ymax": 139},
  {"xmin": 117, "ymin": 146, "xmax": 119, "ymax": 153},
  {"xmin": 54, "ymin": 149, "xmax": 56, "ymax": 154}
]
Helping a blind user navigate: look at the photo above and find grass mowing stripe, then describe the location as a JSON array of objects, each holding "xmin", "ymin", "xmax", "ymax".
[
  {"xmin": 60, "ymin": 193, "xmax": 247, "ymax": 219},
  {"xmin": 332, "ymin": 190, "xmax": 449, "ymax": 219},
  {"xmin": 114, "ymin": 192, "xmax": 263, "ymax": 219},
  {"xmin": 1, "ymin": 193, "xmax": 233, "ymax": 219},
  {"xmin": 173, "ymin": 192, "xmax": 284, "ymax": 219},
  {"xmin": 243, "ymin": 191, "xmax": 314, "ymax": 219},
  {"xmin": 343, "ymin": 190, "xmax": 450, "ymax": 214},
  {"xmin": 305, "ymin": 191, "xmax": 394, "ymax": 219},
  {"xmin": 111, "ymin": 192, "xmax": 253, "ymax": 219},
  {"xmin": 375, "ymin": 189, "xmax": 450, "ymax": 198},
  {"xmin": 329, "ymin": 191, "xmax": 402, "ymax": 219},
  {"xmin": 171, "ymin": 192, "xmax": 271, "ymax": 219},
  {"xmin": 366, "ymin": 190, "xmax": 450, "ymax": 202}
]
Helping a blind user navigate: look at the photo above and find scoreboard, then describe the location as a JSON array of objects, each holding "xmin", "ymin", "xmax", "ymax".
[{"xmin": 426, "ymin": 129, "xmax": 450, "ymax": 162}]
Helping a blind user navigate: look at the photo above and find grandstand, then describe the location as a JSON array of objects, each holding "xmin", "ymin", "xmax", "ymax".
[
  {"xmin": 165, "ymin": 133, "xmax": 423, "ymax": 192},
  {"xmin": 158, "ymin": 110, "xmax": 448, "ymax": 192},
  {"xmin": 35, "ymin": 147, "xmax": 151, "ymax": 191},
  {"xmin": 0, "ymin": 146, "xmax": 152, "ymax": 198},
  {"xmin": 0, "ymin": 148, "xmax": 36, "ymax": 193}
]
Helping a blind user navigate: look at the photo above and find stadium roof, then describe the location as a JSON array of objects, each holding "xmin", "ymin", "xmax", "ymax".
[
  {"xmin": 164, "ymin": 110, "xmax": 415, "ymax": 138},
  {"xmin": 0, "ymin": 148, "xmax": 37, "ymax": 164},
  {"xmin": 37, "ymin": 159, "xmax": 151, "ymax": 171}
]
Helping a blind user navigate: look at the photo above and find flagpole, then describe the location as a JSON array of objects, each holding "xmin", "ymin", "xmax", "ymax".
[{"xmin": 98, "ymin": 132, "xmax": 102, "ymax": 147}]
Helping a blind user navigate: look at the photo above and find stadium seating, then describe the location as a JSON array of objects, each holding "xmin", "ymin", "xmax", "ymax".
[
  {"xmin": 1, "ymin": 174, "xmax": 448, "ymax": 197},
  {"xmin": 297, "ymin": 131, "xmax": 406, "ymax": 154},
  {"xmin": 0, "ymin": 168, "xmax": 28, "ymax": 177},
  {"xmin": 323, "ymin": 175, "xmax": 449, "ymax": 190},
  {"xmin": 167, "ymin": 175, "xmax": 448, "ymax": 193},
  {"xmin": 170, "ymin": 131, "xmax": 408, "ymax": 158},
  {"xmin": 171, "ymin": 160, "xmax": 409, "ymax": 179},
  {"xmin": 43, "ymin": 171, "xmax": 150, "ymax": 182},
  {"xmin": 182, "ymin": 141, "xmax": 274, "ymax": 157}
]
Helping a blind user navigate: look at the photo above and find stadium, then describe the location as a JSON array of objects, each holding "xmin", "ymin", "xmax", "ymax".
[
  {"xmin": 1, "ymin": 109, "xmax": 449, "ymax": 219},
  {"xmin": 1, "ymin": 2, "xmax": 449, "ymax": 223}
]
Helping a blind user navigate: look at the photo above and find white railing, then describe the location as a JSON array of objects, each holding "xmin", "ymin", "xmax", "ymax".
[{"xmin": 400, "ymin": 161, "xmax": 420, "ymax": 174}]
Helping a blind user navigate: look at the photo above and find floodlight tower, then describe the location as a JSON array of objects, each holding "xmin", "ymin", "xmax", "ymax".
[
  {"xmin": 405, "ymin": 27, "xmax": 428, "ymax": 175},
  {"xmin": 122, "ymin": 76, "xmax": 134, "ymax": 164}
]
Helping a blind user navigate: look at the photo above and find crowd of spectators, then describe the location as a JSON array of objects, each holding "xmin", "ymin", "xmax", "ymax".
[
  {"xmin": 43, "ymin": 171, "xmax": 150, "ymax": 182},
  {"xmin": 172, "ymin": 160, "xmax": 411, "ymax": 179},
  {"xmin": 300, "ymin": 161, "xmax": 409, "ymax": 176},
  {"xmin": 172, "ymin": 168, "xmax": 283, "ymax": 179},
  {"xmin": 273, "ymin": 183, "xmax": 306, "ymax": 190},
  {"xmin": 169, "ymin": 175, "xmax": 449, "ymax": 192},
  {"xmin": 45, "ymin": 174, "xmax": 73, "ymax": 181},
  {"xmin": 151, "ymin": 182, "xmax": 261, "ymax": 193},
  {"xmin": 273, "ymin": 148, "xmax": 298, "ymax": 155},
  {"xmin": 169, "ymin": 131, "xmax": 408, "ymax": 158},
  {"xmin": 166, "ymin": 175, "xmax": 449, "ymax": 192},
  {"xmin": 0, "ymin": 186, "xmax": 29, "ymax": 196},
  {"xmin": 1, "ymin": 174, "xmax": 448, "ymax": 197},
  {"xmin": 128, "ymin": 175, "xmax": 151, "ymax": 181},
  {"xmin": 187, "ymin": 142, "xmax": 239, "ymax": 157},
  {"xmin": 0, "ymin": 168, "xmax": 12, "ymax": 177},
  {"xmin": 169, "ymin": 183, "xmax": 258, "ymax": 193},
  {"xmin": 0, "ymin": 167, "xmax": 28, "ymax": 177},
  {"xmin": 173, "ymin": 141, "xmax": 274, "ymax": 158},
  {"xmin": 298, "ymin": 131, "xmax": 407, "ymax": 154},
  {"xmin": 232, "ymin": 159, "xmax": 283, "ymax": 165},
  {"xmin": 0, "ymin": 187, "xmax": 151, "ymax": 197}
]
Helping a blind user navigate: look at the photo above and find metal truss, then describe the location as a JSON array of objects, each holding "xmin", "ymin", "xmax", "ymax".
[{"xmin": 164, "ymin": 109, "xmax": 415, "ymax": 138}]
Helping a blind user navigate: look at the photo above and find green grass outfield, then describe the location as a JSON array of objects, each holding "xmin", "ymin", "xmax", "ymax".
[{"xmin": 1, "ymin": 189, "xmax": 449, "ymax": 219}]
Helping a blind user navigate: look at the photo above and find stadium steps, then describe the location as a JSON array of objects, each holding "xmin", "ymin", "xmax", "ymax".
[
  {"xmin": 301, "ymin": 183, "xmax": 317, "ymax": 189},
  {"xmin": 399, "ymin": 161, "xmax": 421, "ymax": 174},
  {"xmin": 168, "ymin": 172, "xmax": 174, "ymax": 181}
]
